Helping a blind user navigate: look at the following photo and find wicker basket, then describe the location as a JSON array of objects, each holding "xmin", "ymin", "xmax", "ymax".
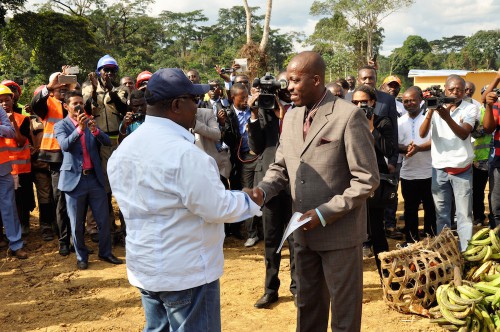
[{"xmin": 378, "ymin": 228, "xmax": 462, "ymax": 314}]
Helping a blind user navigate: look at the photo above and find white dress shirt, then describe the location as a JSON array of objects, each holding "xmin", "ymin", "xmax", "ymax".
[
  {"xmin": 398, "ymin": 111, "xmax": 432, "ymax": 180},
  {"xmin": 108, "ymin": 115, "xmax": 262, "ymax": 292}
]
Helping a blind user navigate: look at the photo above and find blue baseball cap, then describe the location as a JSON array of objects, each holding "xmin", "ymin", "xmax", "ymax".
[{"xmin": 145, "ymin": 68, "xmax": 210, "ymax": 104}]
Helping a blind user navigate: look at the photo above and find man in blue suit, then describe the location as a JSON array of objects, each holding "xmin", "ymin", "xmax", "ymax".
[{"xmin": 55, "ymin": 90, "xmax": 122, "ymax": 269}]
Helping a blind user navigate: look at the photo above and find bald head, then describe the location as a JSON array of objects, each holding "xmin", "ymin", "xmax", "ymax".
[
  {"xmin": 287, "ymin": 51, "xmax": 326, "ymax": 83},
  {"xmin": 286, "ymin": 51, "xmax": 327, "ymax": 108}
]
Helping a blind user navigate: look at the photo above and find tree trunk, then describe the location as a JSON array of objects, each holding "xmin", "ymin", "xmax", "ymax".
[
  {"xmin": 242, "ymin": 0, "xmax": 252, "ymax": 45},
  {"xmin": 259, "ymin": 0, "xmax": 272, "ymax": 52}
]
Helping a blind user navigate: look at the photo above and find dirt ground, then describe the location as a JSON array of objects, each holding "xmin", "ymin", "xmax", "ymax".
[{"xmin": 0, "ymin": 199, "xmax": 455, "ymax": 332}]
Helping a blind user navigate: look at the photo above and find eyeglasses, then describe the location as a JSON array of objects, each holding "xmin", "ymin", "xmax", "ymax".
[
  {"xmin": 351, "ymin": 100, "xmax": 370, "ymax": 105},
  {"xmin": 176, "ymin": 95, "xmax": 198, "ymax": 104},
  {"xmin": 102, "ymin": 67, "xmax": 118, "ymax": 73}
]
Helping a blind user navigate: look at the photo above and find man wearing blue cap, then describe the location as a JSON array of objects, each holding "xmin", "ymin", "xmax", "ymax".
[
  {"xmin": 83, "ymin": 55, "xmax": 128, "ymax": 241},
  {"xmin": 107, "ymin": 68, "xmax": 263, "ymax": 331}
]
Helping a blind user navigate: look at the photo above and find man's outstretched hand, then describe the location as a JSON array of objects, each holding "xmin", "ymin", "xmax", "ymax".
[{"xmin": 243, "ymin": 187, "xmax": 264, "ymax": 207}]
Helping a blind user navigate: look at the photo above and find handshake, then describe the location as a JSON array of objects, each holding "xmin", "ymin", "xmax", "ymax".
[{"xmin": 242, "ymin": 187, "xmax": 264, "ymax": 207}]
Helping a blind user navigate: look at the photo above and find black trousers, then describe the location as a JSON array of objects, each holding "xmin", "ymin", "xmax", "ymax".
[
  {"xmin": 49, "ymin": 163, "xmax": 71, "ymax": 246},
  {"xmin": 473, "ymin": 165, "xmax": 490, "ymax": 223},
  {"xmin": 367, "ymin": 205, "xmax": 388, "ymax": 276},
  {"xmin": 262, "ymin": 190, "xmax": 296, "ymax": 295},
  {"xmin": 401, "ymin": 177, "xmax": 436, "ymax": 243}
]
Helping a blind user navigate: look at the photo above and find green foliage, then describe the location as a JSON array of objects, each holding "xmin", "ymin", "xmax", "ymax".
[
  {"xmin": 391, "ymin": 35, "xmax": 432, "ymax": 76},
  {"xmin": 461, "ymin": 30, "xmax": 500, "ymax": 70},
  {"xmin": 0, "ymin": 0, "xmax": 27, "ymax": 26},
  {"xmin": 0, "ymin": 11, "xmax": 101, "ymax": 104}
]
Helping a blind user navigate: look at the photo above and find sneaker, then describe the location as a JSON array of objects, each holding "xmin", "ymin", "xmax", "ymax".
[
  {"xmin": 362, "ymin": 245, "xmax": 373, "ymax": 259},
  {"xmin": 474, "ymin": 219, "xmax": 484, "ymax": 226},
  {"xmin": 244, "ymin": 236, "xmax": 259, "ymax": 247},
  {"xmin": 385, "ymin": 228, "xmax": 404, "ymax": 240}
]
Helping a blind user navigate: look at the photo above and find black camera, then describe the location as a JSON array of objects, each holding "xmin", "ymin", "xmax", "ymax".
[
  {"xmin": 252, "ymin": 72, "xmax": 288, "ymax": 111},
  {"xmin": 423, "ymin": 85, "xmax": 457, "ymax": 109},
  {"xmin": 131, "ymin": 112, "xmax": 145, "ymax": 122},
  {"xmin": 220, "ymin": 68, "xmax": 234, "ymax": 74},
  {"xmin": 359, "ymin": 102, "xmax": 374, "ymax": 120},
  {"xmin": 493, "ymin": 88, "xmax": 500, "ymax": 97}
]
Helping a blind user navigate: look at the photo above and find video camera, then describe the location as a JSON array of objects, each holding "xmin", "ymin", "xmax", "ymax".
[
  {"xmin": 219, "ymin": 68, "xmax": 234, "ymax": 74},
  {"xmin": 252, "ymin": 72, "xmax": 288, "ymax": 111},
  {"xmin": 423, "ymin": 85, "xmax": 456, "ymax": 109},
  {"xmin": 359, "ymin": 102, "xmax": 374, "ymax": 120}
]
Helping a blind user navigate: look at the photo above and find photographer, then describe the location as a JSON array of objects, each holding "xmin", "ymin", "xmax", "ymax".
[
  {"xmin": 118, "ymin": 89, "xmax": 146, "ymax": 142},
  {"xmin": 481, "ymin": 67, "xmax": 500, "ymax": 228},
  {"xmin": 249, "ymin": 72, "xmax": 296, "ymax": 309},
  {"xmin": 419, "ymin": 74, "xmax": 478, "ymax": 251},
  {"xmin": 352, "ymin": 84, "xmax": 393, "ymax": 277}
]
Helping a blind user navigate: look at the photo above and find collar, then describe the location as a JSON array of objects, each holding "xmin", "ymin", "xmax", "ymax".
[
  {"xmin": 144, "ymin": 115, "xmax": 195, "ymax": 143},
  {"xmin": 68, "ymin": 116, "xmax": 79, "ymax": 127},
  {"xmin": 233, "ymin": 106, "xmax": 249, "ymax": 115}
]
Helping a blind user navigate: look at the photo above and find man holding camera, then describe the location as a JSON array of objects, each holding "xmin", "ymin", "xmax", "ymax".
[
  {"xmin": 419, "ymin": 74, "xmax": 478, "ymax": 251},
  {"xmin": 119, "ymin": 89, "xmax": 147, "ymax": 142},
  {"xmin": 250, "ymin": 72, "xmax": 297, "ymax": 309},
  {"xmin": 32, "ymin": 68, "xmax": 74, "ymax": 255},
  {"xmin": 54, "ymin": 90, "xmax": 122, "ymax": 270}
]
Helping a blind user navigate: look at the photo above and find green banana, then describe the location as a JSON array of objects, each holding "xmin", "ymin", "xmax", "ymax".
[
  {"xmin": 439, "ymin": 305, "xmax": 468, "ymax": 326},
  {"xmin": 451, "ymin": 305, "xmax": 472, "ymax": 319},
  {"xmin": 448, "ymin": 286, "xmax": 482, "ymax": 305},
  {"xmin": 438, "ymin": 285, "xmax": 469, "ymax": 311},
  {"xmin": 473, "ymin": 228, "xmax": 491, "ymax": 241},
  {"xmin": 470, "ymin": 237, "xmax": 492, "ymax": 246},
  {"xmin": 473, "ymin": 261, "xmax": 494, "ymax": 281},
  {"xmin": 474, "ymin": 282, "xmax": 500, "ymax": 295},
  {"xmin": 466, "ymin": 245, "xmax": 487, "ymax": 256},
  {"xmin": 491, "ymin": 230, "xmax": 500, "ymax": 253},
  {"xmin": 484, "ymin": 245, "xmax": 494, "ymax": 263},
  {"xmin": 466, "ymin": 246, "xmax": 489, "ymax": 262},
  {"xmin": 457, "ymin": 285, "xmax": 484, "ymax": 300}
]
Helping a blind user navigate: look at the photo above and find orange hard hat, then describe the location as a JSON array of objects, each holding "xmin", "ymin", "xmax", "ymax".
[{"xmin": 136, "ymin": 71, "xmax": 152, "ymax": 89}]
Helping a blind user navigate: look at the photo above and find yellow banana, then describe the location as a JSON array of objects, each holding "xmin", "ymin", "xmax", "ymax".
[
  {"xmin": 483, "ymin": 245, "xmax": 494, "ymax": 263},
  {"xmin": 472, "ymin": 228, "xmax": 491, "ymax": 241},
  {"xmin": 465, "ymin": 246, "xmax": 489, "ymax": 262}
]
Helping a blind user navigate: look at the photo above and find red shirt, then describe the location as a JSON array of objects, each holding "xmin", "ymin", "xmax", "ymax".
[{"xmin": 69, "ymin": 117, "xmax": 100, "ymax": 170}]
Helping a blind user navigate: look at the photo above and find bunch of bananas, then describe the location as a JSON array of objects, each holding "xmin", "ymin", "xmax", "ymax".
[
  {"xmin": 431, "ymin": 280, "xmax": 500, "ymax": 331},
  {"xmin": 463, "ymin": 228, "xmax": 500, "ymax": 265}
]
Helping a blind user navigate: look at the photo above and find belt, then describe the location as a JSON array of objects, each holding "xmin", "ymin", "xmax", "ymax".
[{"xmin": 82, "ymin": 169, "xmax": 95, "ymax": 175}]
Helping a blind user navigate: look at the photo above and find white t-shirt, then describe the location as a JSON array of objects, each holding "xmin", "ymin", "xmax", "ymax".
[
  {"xmin": 396, "ymin": 100, "xmax": 407, "ymax": 117},
  {"xmin": 398, "ymin": 111, "xmax": 432, "ymax": 180},
  {"xmin": 430, "ymin": 100, "xmax": 478, "ymax": 169}
]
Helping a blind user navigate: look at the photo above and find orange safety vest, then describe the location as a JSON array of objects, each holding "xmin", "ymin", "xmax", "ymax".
[
  {"xmin": 4, "ymin": 112, "xmax": 31, "ymax": 174},
  {"xmin": 40, "ymin": 96, "xmax": 64, "ymax": 151}
]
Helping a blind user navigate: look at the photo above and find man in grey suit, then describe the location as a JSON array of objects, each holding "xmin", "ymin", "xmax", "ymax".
[{"xmin": 249, "ymin": 51, "xmax": 379, "ymax": 331}]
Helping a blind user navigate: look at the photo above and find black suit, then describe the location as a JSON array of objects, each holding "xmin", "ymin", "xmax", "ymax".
[{"xmin": 248, "ymin": 107, "xmax": 296, "ymax": 296}]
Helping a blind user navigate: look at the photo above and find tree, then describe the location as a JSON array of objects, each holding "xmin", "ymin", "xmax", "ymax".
[
  {"xmin": 461, "ymin": 30, "xmax": 500, "ymax": 70},
  {"xmin": 37, "ymin": 0, "xmax": 105, "ymax": 16},
  {"xmin": 0, "ymin": 11, "xmax": 101, "ymax": 102},
  {"xmin": 390, "ymin": 35, "xmax": 432, "ymax": 76},
  {"xmin": 310, "ymin": 0, "xmax": 414, "ymax": 62},
  {"xmin": 158, "ymin": 10, "xmax": 208, "ymax": 58},
  {"xmin": 259, "ymin": 0, "xmax": 272, "ymax": 52},
  {"xmin": 1, "ymin": 0, "xmax": 27, "ymax": 25}
]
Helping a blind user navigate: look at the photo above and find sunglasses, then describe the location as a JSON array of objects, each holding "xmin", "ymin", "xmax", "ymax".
[
  {"xmin": 102, "ymin": 67, "xmax": 118, "ymax": 73},
  {"xmin": 351, "ymin": 100, "xmax": 370, "ymax": 106}
]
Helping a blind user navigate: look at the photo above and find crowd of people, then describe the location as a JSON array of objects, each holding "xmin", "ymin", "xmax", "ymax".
[{"xmin": 2, "ymin": 50, "xmax": 500, "ymax": 331}]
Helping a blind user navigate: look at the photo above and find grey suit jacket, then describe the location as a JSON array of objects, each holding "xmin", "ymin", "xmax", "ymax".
[
  {"xmin": 193, "ymin": 108, "xmax": 231, "ymax": 179},
  {"xmin": 258, "ymin": 91, "xmax": 380, "ymax": 251}
]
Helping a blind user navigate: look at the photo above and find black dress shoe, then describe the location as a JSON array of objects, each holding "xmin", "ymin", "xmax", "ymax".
[
  {"xmin": 254, "ymin": 293, "xmax": 278, "ymax": 309},
  {"xmin": 77, "ymin": 261, "xmax": 88, "ymax": 270},
  {"xmin": 98, "ymin": 254, "xmax": 123, "ymax": 264},
  {"xmin": 59, "ymin": 244, "xmax": 70, "ymax": 256}
]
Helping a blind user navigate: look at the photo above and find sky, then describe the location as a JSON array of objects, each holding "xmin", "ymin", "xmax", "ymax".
[{"xmin": 24, "ymin": 0, "xmax": 500, "ymax": 56}]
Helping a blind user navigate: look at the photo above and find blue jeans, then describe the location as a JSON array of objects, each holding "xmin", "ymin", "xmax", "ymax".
[
  {"xmin": 139, "ymin": 280, "xmax": 221, "ymax": 332},
  {"xmin": 432, "ymin": 167, "xmax": 473, "ymax": 251},
  {"xmin": 0, "ymin": 173, "xmax": 23, "ymax": 251}
]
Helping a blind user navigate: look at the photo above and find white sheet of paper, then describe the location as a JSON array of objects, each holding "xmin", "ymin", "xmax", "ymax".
[{"xmin": 276, "ymin": 212, "xmax": 311, "ymax": 253}]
